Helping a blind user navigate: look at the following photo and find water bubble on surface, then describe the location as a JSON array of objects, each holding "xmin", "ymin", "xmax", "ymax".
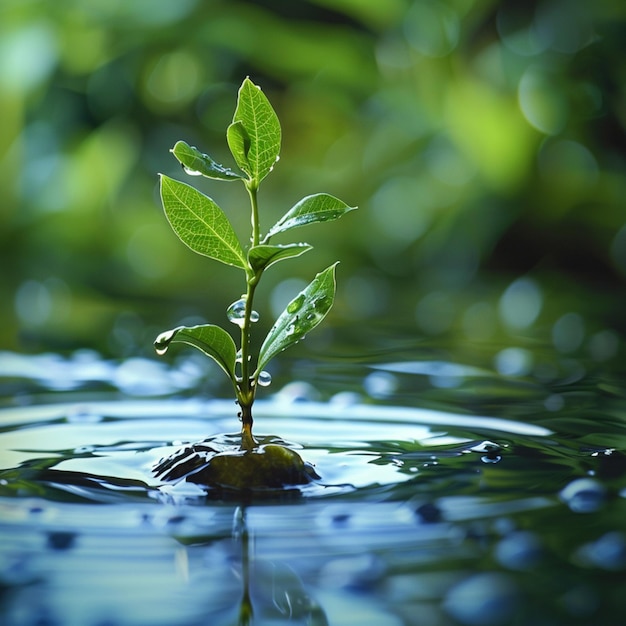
[
  {"xmin": 443, "ymin": 572, "xmax": 520, "ymax": 626},
  {"xmin": 249, "ymin": 310, "xmax": 259, "ymax": 323},
  {"xmin": 319, "ymin": 553, "xmax": 383, "ymax": 591},
  {"xmin": 66, "ymin": 406, "xmax": 103, "ymax": 424},
  {"xmin": 286, "ymin": 323, "xmax": 297, "ymax": 336},
  {"xmin": 274, "ymin": 381, "xmax": 319, "ymax": 403},
  {"xmin": 544, "ymin": 393, "xmax": 565, "ymax": 411},
  {"xmin": 258, "ymin": 371, "xmax": 272, "ymax": 387},
  {"xmin": 329, "ymin": 391, "xmax": 362, "ymax": 407},
  {"xmin": 363, "ymin": 371, "xmax": 398, "ymax": 399},
  {"xmin": 575, "ymin": 531, "xmax": 626, "ymax": 571},
  {"xmin": 226, "ymin": 298, "xmax": 247, "ymax": 327},
  {"xmin": 559, "ymin": 477, "xmax": 607, "ymax": 513},
  {"xmin": 468, "ymin": 441, "xmax": 503, "ymax": 464},
  {"xmin": 481, "ymin": 454, "xmax": 502, "ymax": 464},
  {"xmin": 287, "ymin": 293, "xmax": 306, "ymax": 314},
  {"xmin": 74, "ymin": 445, "xmax": 95, "ymax": 454},
  {"xmin": 182, "ymin": 166, "xmax": 202, "ymax": 176},
  {"xmin": 495, "ymin": 531, "xmax": 543, "ymax": 571},
  {"xmin": 114, "ymin": 358, "xmax": 178, "ymax": 396}
]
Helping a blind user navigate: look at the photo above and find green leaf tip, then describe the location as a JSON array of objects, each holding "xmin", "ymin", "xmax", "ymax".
[
  {"xmin": 231, "ymin": 77, "xmax": 281, "ymax": 185},
  {"xmin": 155, "ymin": 324, "xmax": 237, "ymax": 382},
  {"xmin": 171, "ymin": 140, "xmax": 244, "ymax": 181},
  {"xmin": 264, "ymin": 194, "xmax": 357, "ymax": 241}
]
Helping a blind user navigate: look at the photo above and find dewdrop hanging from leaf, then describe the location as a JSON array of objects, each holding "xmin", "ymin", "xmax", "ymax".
[{"xmin": 155, "ymin": 77, "xmax": 356, "ymax": 452}]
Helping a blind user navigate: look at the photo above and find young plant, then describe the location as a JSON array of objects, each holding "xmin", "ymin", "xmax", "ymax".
[{"xmin": 155, "ymin": 78, "xmax": 355, "ymax": 452}]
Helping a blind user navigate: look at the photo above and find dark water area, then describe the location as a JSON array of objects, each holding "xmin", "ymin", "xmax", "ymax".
[{"xmin": 1, "ymin": 316, "xmax": 626, "ymax": 626}]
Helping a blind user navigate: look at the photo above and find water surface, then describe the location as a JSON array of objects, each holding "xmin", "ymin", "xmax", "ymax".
[{"xmin": 1, "ymin": 336, "xmax": 625, "ymax": 625}]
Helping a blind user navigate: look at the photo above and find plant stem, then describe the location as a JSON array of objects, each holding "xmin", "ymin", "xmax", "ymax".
[
  {"xmin": 247, "ymin": 182, "xmax": 260, "ymax": 247},
  {"xmin": 238, "ymin": 181, "xmax": 261, "ymax": 451},
  {"xmin": 238, "ymin": 279, "xmax": 258, "ymax": 450}
]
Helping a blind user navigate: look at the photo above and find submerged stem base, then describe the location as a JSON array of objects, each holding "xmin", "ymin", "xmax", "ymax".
[{"xmin": 153, "ymin": 435, "xmax": 320, "ymax": 491}]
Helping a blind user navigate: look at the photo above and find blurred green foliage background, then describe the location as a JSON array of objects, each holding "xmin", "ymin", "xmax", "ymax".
[{"xmin": 1, "ymin": 0, "xmax": 625, "ymax": 360}]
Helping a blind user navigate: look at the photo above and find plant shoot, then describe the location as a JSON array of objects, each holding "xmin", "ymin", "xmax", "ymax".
[{"xmin": 155, "ymin": 78, "xmax": 355, "ymax": 451}]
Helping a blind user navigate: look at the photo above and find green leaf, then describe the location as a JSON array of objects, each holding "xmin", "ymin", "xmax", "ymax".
[
  {"xmin": 232, "ymin": 77, "xmax": 281, "ymax": 184},
  {"xmin": 155, "ymin": 324, "xmax": 237, "ymax": 381},
  {"xmin": 159, "ymin": 174, "xmax": 246, "ymax": 269},
  {"xmin": 171, "ymin": 140, "xmax": 244, "ymax": 181},
  {"xmin": 264, "ymin": 194, "xmax": 357, "ymax": 240},
  {"xmin": 256, "ymin": 263, "xmax": 338, "ymax": 374},
  {"xmin": 248, "ymin": 243, "xmax": 312, "ymax": 274},
  {"xmin": 226, "ymin": 120, "xmax": 251, "ymax": 177}
]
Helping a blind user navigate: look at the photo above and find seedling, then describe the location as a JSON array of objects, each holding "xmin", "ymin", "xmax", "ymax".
[{"xmin": 154, "ymin": 78, "xmax": 355, "ymax": 458}]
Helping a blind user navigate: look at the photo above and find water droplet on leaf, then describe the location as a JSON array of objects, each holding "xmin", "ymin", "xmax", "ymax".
[
  {"xmin": 227, "ymin": 298, "xmax": 247, "ymax": 327},
  {"xmin": 559, "ymin": 477, "xmax": 607, "ymax": 513},
  {"xmin": 258, "ymin": 371, "xmax": 272, "ymax": 387},
  {"xmin": 182, "ymin": 166, "xmax": 202, "ymax": 176},
  {"xmin": 250, "ymin": 310, "xmax": 259, "ymax": 323},
  {"xmin": 287, "ymin": 294, "xmax": 305, "ymax": 314},
  {"xmin": 154, "ymin": 328, "xmax": 178, "ymax": 355}
]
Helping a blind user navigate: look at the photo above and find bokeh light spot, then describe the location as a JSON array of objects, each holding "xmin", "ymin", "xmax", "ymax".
[
  {"xmin": 14, "ymin": 278, "xmax": 72, "ymax": 328},
  {"xmin": 403, "ymin": 1, "xmax": 460, "ymax": 58},
  {"xmin": 587, "ymin": 330, "xmax": 619, "ymax": 362},
  {"xmin": 343, "ymin": 273, "xmax": 390, "ymax": 319},
  {"xmin": 0, "ymin": 22, "xmax": 58, "ymax": 92},
  {"xmin": 538, "ymin": 139, "xmax": 598, "ymax": 190},
  {"xmin": 495, "ymin": 347, "xmax": 533, "ymax": 377},
  {"xmin": 425, "ymin": 135, "xmax": 476, "ymax": 187},
  {"xmin": 518, "ymin": 66, "xmax": 568, "ymax": 134},
  {"xmin": 535, "ymin": 0, "xmax": 594, "ymax": 55},
  {"xmin": 499, "ymin": 278, "xmax": 542, "ymax": 330},
  {"xmin": 145, "ymin": 50, "xmax": 204, "ymax": 110},
  {"xmin": 270, "ymin": 278, "xmax": 308, "ymax": 320},
  {"xmin": 369, "ymin": 177, "xmax": 434, "ymax": 245},
  {"xmin": 496, "ymin": 5, "xmax": 547, "ymax": 57},
  {"xmin": 552, "ymin": 312, "xmax": 585, "ymax": 354}
]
